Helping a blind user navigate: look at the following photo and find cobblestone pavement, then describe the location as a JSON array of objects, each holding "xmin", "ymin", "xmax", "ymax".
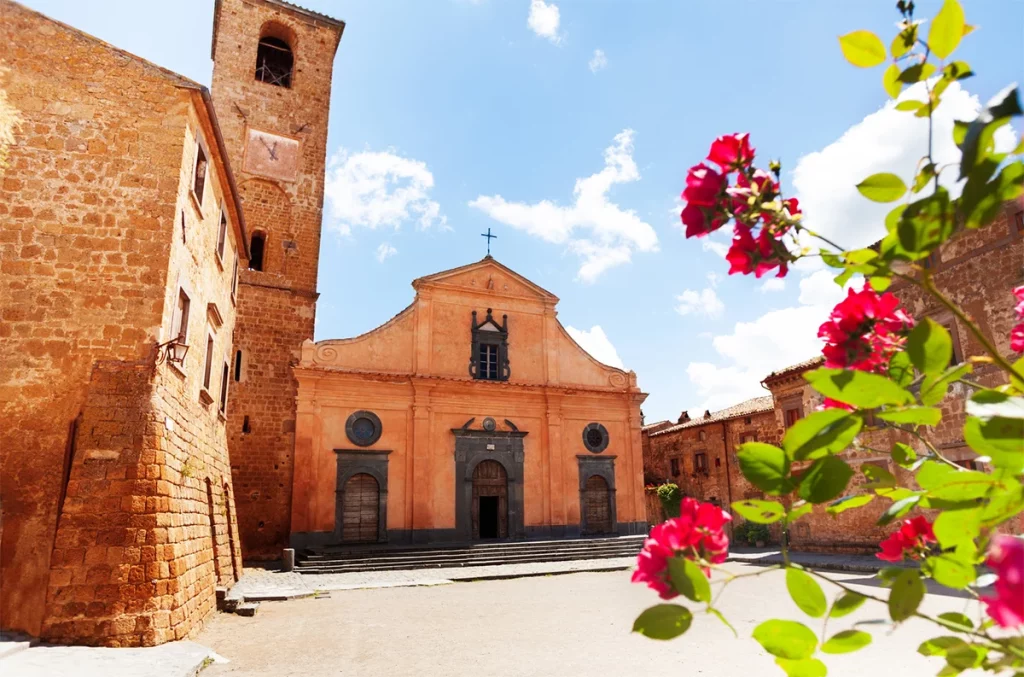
[
  {"xmin": 234, "ymin": 557, "xmax": 636, "ymax": 600},
  {"xmin": 201, "ymin": 563, "xmax": 983, "ymax": 677}
]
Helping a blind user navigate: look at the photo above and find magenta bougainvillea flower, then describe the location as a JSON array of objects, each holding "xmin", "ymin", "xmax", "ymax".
[
  {"xmin": 1011, "ymin": 286, "xmax": 1024, "ymax": 353},
  {"xmin": 631, "ymin": 499, "xmax": 732, "ymax": 599},
  {"xmin": 707, "ymin": 132, "xmax": 755, "ymax": 173},
  {"xmin": 876, "ymin": 516, "xmax": 936, "ymax": 562},
  {"xmin": 818, "ymin": 283, "xmax": 915, "ymax": 374},
  {"xmin": 981, "ymin": 535, "xmax": 1024, "ymax": 628}
]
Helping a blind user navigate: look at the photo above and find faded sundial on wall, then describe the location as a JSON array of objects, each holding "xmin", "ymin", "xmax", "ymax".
[{"xmin": 243, "ymin": 128, "xmax": 301, "ymax": 182}]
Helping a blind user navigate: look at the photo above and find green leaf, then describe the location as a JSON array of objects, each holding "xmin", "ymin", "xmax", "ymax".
[
  {"xmin": 912, "ymin": 163, "xmax": 936, "ymax": 193},
  {"xmin": 668, "ymin": 556, "xmax": 711, "ymax": 603},
  {"xmin": 877, "ymin": 407, "xmax": 942, "ymax": 426},
  {"xmin": 862, "ymin": 463, "xmax": 897, "ymax": 490},
  {"xmin": 752, "ymin": 619, "xmax": 819, "ymax": 660},
  {"xmin": 933, "ymin": 508, "xmax": 981, "ymax": 548},
  {"xmin": 896, "ymin": 100, "xmax": 924, "ymax": 112},
  {"xmin": 632, "ymin": 604, "xmax": 693, "ymax": 640},
  {"xmin": 897, "ymin": 188, "xmax": 954, "ymax": 257},
  {"xmin": 877, "ymin": 494, "xmax": 921, "ymax": 525},
  {"xmin": 822, "ymin": 629, "xmax": 872, "ymax": 654},
  {"xmin": 827, "ymin": 494, "xmax": 874, "ymax": 515},
  {"xmin": 805, "ymin": 368, "xmax": 913, "ymax": 409},
  {"xmin": 890, "ymin": 25, "xmax": 917, "ymax": 58},
  {"xmin": 967, "ymin": 390, "xmax": 1024, "ymax": 420},
  {"xmin": 856, "ymin": 172, "xmax": 908, "ymax": 203},
  {"xmin": 959, "ymin": 161, "xmax": 1024, "ymax": 229},
  {"xmin": 888, "ymin": 352, "xmax": 914, "ymax": 388},
  {"xmin": 889, "ymin": 569, "xmax": 925, "ymax": 621},
  {"xmin": 919, "ymin": 636, "xmax": 969, "ymax": 657},
  {"xmin": 964, "ymin": 415, "xmax": 1024, "ymax": 472},
  {"xmin": 960, "ymin": 85, "xmax": 1023, "ymax": 180},
  {"xmin": 708, "ymin": 607, "xmax": 737, "ymax": 637},
  {"xmin": 737, "ymin": 443, "xmax": 794, "ymax": 495},
  {"xmin": 829, "ymin": 591, "xmax": 867, "ymax": 618},
  {"xmin": 868, "ymin": 275, "xmax": 891, "ymax": 292},
  {"xmin": 928, "ymin": 0, "xmax": 966, "ymax": 60},
  {"xmin": 980, "ymin": 479, "xmax": 1024, "ymax": 526},
  {"xmin": 786, "ymin": 568, "xmax": 827, "ymax": 618},
  {"xmin": 1013, "ymin": 357, "xmax": 1024, "ymax": 391},
  {"xmin": 908, "ymin": 318, "xmax": 953, "ymax": 377},
  {"xmin": 920, "ymin": 363, "xmax": 973, "ymax": 406},
  {"xmin": 882, "ymin": 63, "xmax": 901, "ymax": 99},
  {"xmin": 783, "ymin": 409, "xmax": 862, "ymax": 461},
  {"xmin": 838, "ymin": 30, "xmax": 887, "ymax": 68},
  {"xmin": 926, "ymin": 553, "xmax": 976, "ymax": 589},
  {"xmin": 798, "ymin": 455, "xmax": 854, "ymax": 504},
  {"xmin": 732, "ymin": 499, "xmax": 786, "ymax": 524},
  {"xmin": 937, "ymin": 612, "xmax": 973, "ymax": 631},
  {"xmin": 942, "ymin": 61, "xmax": 974, "ymax": 82},
  {"xmin": 787, "ymin": 502, "xmax": 814, "ymax": 523},
  {"xmin": 898, "ymin": 62, "xmax": 937, "ymax": 84},
  {"xmin": 774, "ymin": 658, "xmax": 827, "ymax": 677},
  {"xmin": 891, "ymin": 442, "xmax": 918, "ymax": 468}
]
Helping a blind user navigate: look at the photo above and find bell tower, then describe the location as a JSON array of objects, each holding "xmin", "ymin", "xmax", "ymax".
[{"xmin": 210, "ymin": 0, "xmax": 344, "ymax": 557}]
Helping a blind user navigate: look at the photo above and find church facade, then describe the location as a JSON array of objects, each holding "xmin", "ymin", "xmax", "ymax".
[{"xmin": 290, "ymin": 257, "xmax": 648, "ymax": 547}]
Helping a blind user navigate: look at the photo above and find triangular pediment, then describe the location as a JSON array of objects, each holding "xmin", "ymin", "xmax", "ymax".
[{"xmin": 412, "ymin": 257, "xmax": 559, "ymax": 302}]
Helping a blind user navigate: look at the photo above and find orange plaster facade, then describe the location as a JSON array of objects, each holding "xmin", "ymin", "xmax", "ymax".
[{"xmin": 291, "ymin": 258, "xmax": 648, "ymax": 545}]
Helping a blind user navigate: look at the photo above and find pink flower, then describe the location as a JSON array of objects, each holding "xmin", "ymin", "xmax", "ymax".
[
  {"xmin": 707, "ymin": 133, "xmax": 754, "ymax": 173},
  {"xmin": 725, "ymin": 226, "xmax": 789, "ymax": 278},
  {"xmin": 818, "ymin": 283, "xmax": 914, "ymax": 373},
  {"xmin": 631, "ymin": 498, "xmax": 732, "ymax": 599},
  {"xmin": 682, "ymin": 163, "xmax": 725, "ymax": 207},
  {"xmin": 981, "ymin": 535, "xmax": 1024, "ymax": 628},
  {"xmin": 1011, "ymin": 287, "xmax": 1024, "ymax": 353},
  {"xmin": 680, "ymin": 203, "xmax": 725, "ymax": 238},
  {"xmin": 876, "ymin": 516, "xmax": 936, "ymax": 562}
]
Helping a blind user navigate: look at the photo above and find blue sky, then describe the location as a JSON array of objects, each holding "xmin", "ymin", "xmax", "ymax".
[{"xmin": 23, "ymin": 0, "xmax": 1023, "ymax": 422}]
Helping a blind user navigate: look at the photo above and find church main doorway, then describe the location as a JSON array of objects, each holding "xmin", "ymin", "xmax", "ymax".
[
  {"xmin": 582, "ymin": 475, "xmax": 612, "ymax": 534},
  {"xmin": 471, "ymin": 460, "xmax": 508, "ymax": 539},
  {"xmin": 341, "ymin": 473, "xmax": 379, "ymax": 543}
]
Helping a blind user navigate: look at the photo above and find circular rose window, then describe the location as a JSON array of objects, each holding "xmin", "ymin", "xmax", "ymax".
[
  {"xmin": 582, "ymin": 422, "xmax": 609, "ymax": 453},
  {"xmin": 345, "ymin": 410, "xmax": 382, "ymax": 447}
]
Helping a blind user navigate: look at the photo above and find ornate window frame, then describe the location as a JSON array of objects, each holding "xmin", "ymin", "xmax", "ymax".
[
  {"xmin": 345, "ymin": 410, "xmax": 383, "ymax": 447},
  {"xmin": 468, "ymin": 308, "xmax": 510, "ymax": 381},
  {"xmin": 582, "ymin": 422, "xmax": 609, "ymax": 453}
]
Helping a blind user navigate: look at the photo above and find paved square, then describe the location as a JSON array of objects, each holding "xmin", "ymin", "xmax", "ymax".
[{"xmin": 199, "ymin": 564, "xmax": 977, "ymax": 676}]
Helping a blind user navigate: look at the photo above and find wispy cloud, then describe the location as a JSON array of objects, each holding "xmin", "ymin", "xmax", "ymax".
[
  {"xmin": 527, "ymin": 0, "xmax": 563, "ymax": 44},
  {"xmin": 588, "ymin": 49, "xmax": 607, "ymax": 73},
  {"xmin": 376, "ymin": 243, "xmax": 397, "ymax": 262},
  {"xmin": 675, "ymin": 273, "xmax": 724, "ymax": 317}
]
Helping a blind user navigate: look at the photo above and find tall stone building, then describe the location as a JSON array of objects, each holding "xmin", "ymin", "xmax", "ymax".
[
  {"xmin": 210, "ymin": 0, "xmax": 345, "ymax": 558},
  {"xmin": 1, "ymin": 0, "xmax": 248, "ymax": 644}
]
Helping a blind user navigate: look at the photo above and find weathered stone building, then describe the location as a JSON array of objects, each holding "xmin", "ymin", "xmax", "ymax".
[
  {"xmin": 644, "ymin": 198, "xmax": 1024, "ymax": 550},
  {"xmin": 290, "ymin": 257, "xmax": 649, "ymax": 545},
  {"xmin": 0, "ymin": 0, "xmax": 342, "ymax": 646}
]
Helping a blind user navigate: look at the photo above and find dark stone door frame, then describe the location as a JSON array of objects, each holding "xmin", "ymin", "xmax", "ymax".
[
  {"xmin": 452, "ymin": 428, "xmax": 527, "ymax": 541},
  {"xmin": 334, "ymin": 450, "xmax": 391, "ymax": 544},
  {"xmin": 577, "ymin": 455, "xmax": 616, "ymax": 535}
]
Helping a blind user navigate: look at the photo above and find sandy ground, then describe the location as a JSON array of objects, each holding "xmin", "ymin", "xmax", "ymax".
[{"xmin": 199, "ymin": 563, "xmax": 983, "ymax": 677}]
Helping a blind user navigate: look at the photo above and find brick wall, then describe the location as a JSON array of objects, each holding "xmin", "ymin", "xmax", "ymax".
[
  {"xmin": 210, "ymin": 0, "xmax": 343, "ymax": 557},
  {"xmin": 1, "ymin": 1, "xmax": 243, "ymax": 644}
]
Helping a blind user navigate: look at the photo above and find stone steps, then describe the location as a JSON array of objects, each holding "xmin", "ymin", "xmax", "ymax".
[{"xmin": 296, "ymin": 535, "xmax": 646, "ymax": 574}]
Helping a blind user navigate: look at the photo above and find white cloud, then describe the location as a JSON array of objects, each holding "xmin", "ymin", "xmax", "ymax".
[
  {"xmin": 565, "ymin": 325, "xmax": 625, "ymax": 369},
  {"xmin": 375, "ymin": 243, "xmax": 397, "ymax": 262},
  {"xmin": 760, "ymin": 278, "xmax": 786, "ymax": 293},
  {"xmin": 527, "ymin": 0, "xmax": 563, "ymax": 44},
  {"xmin": 588, "ymin": 49, "xmax": 607, "ymax": 73},
  {"xmin": 675, "ymin": 272, "xmax": 724, "ymax": 317},
  {"xmin": 325, "ymin": 148, "xmax": 446, "ymax": 235},
  {"xmin": 470, "ymin": 129, "xmax": 658, "ymax": 282},
  {"xmin": 792, "ymin": 82, "xmax": 1017, "ymax": 256}
]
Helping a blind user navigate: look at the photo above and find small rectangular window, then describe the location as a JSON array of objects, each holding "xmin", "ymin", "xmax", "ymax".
[
  {"xmin": 193, "ymin": 141, "xmax": 208, "ymax": 206},
  {"xmin": 1015, "ymin": 210, "xmax": 1023, "ymax": 233},
  {"xmin": 479, "ymin": 344, "xmax": 498, "ymax": 380},
  {"xmin": 216, "ymin": 208, "xmax": 227, "ymax": 261},
  {"xmin": 670, "ymin": 458, "xmax": 680, "ymax": 477},
  {"xmin": 695, "ymin": 453, "xmax": 708, "ymax": 472},
  {"xmin": 172, "ymin": 289, "xmax": 191, "ymax": 346},
  {"xmin": 203, "ymin": 335, "xmax": 214, "ymax": 390},
  {"xmin": 784, "ymin": 406, "xmax": 802, "ymax": 429},
  {"xmin": 233, "ymin": 350, "xmax": 242, "ymax": 382},
  {"xmin": 741, "ymin": 433, "xmax": 757, "ymax": 444},
  {"xmin": 219, "ymin": 362, "xmax": 229, "ymax": 414},
  {"xmin": 231, "ymin": 255, "xmax": 239, "ymax": 299}
]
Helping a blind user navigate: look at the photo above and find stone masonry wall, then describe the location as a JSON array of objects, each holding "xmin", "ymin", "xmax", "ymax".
[{"xmin": 211, "ymin": 0, "xmax": 343, "ymax": 557}]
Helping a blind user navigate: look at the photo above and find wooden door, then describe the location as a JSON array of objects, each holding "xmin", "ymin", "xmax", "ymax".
[
  {"xmin": 583, "ymin": 475, "xmax": 611, "ymax": 534},
  {"xmin": 471, "ymin": 460, "xmax": 508, "ymax": 539},
  {"xmin": 342, "ymin": 473, "xmax": 379, "ymax": 543}
]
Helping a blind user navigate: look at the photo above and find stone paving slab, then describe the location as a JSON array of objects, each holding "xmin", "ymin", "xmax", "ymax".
[
  {"xmin": 727, "ymin": 548, "xmax": 899, "ymax": 573},
  {"xmin": 0, "ymin": 639, "xmax": 224, "ymax": 677}
]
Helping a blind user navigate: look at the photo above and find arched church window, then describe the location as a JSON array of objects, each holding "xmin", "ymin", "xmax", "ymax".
[
  {"xmin": 255, "ymin": 36, "xmax": 293, "ymax": 88},
  {"xmin": 249, "ymin": 232, "xmax": 266, "ymax": 271},
  {"xmin": 468, "ymin": 309, "xmax": 510, "ymax": 381}
]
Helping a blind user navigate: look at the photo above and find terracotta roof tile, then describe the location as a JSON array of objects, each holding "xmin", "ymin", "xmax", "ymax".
[
  {"xmin": 649, "ymin": 395, "xmax": 774, "ymax": 436},
  {"xmin": 762, "ymin": 356, "xmax": 824, "ymax": 383}
]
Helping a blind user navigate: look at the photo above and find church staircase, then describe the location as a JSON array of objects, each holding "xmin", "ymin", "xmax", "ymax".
[{"xmin": 295, "ymin": 535, "xmax": 647, "ymax": 574}]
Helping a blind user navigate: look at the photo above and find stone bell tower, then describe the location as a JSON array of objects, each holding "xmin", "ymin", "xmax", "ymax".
[{"xmin": 210, "ymin": 0, "xmax": 344, "ymax": 557}]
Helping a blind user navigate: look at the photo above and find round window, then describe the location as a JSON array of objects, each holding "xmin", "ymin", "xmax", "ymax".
[
  {"xmin": 345, "ymin": 410, "xmax": 382, "ymax": 447},
  {"xmin": 582, "ymin": 422, "xmax": 609, "ymax": 453}
]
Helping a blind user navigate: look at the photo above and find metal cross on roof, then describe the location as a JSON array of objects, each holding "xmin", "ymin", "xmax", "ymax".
[{"xmin": 481, "ymin": 227, "xmax": 497, "ymax": 256}]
